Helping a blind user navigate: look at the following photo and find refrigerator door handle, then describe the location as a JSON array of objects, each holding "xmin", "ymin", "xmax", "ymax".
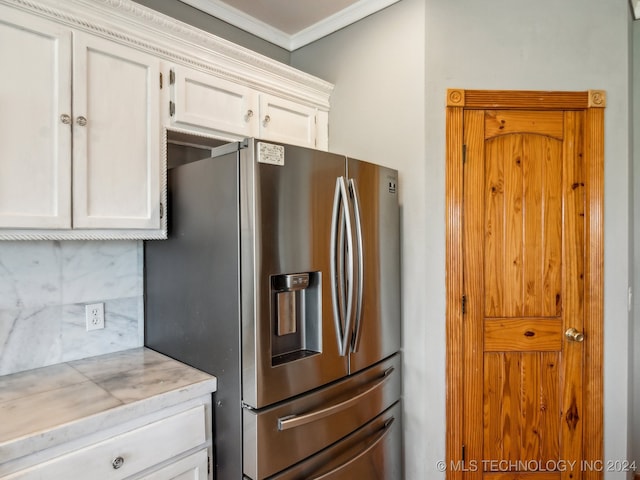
[
  {"xmin": 330, "ymin": 177, "xmax": 344, "ymax": 354},
  {"xmin": 310, "ymin": 417, "xmax": 396, "ymax": 480},
  {"xmin": 348, "ymin": 178, "xmax": 364, "ymax": 353},
  {"xmin": 330, "ymin": 176, "xmax": 355, "ymax": 357},
  {"xmin": 277, "ymin": 367, "xmax": 394, "ymax": 431}
]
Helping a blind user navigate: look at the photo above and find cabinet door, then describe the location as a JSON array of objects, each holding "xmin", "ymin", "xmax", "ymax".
[
  {"xmin": 258, "ymin": 94, "xmax": 317, "ymax": 148},
  {"xmin": 72, "ymin": 33, "xmax": 161, "ymax": 229},
  {"xmin": 136, "ymin": 449, "xmax": 209, "ymax": 480},
  {"xmin": 0, "ymin": 7, "xmax": 72, "ymax": 229},
  {"xmin": 170, "ymin": 66, "xmax": 257, "ymax": 139}
]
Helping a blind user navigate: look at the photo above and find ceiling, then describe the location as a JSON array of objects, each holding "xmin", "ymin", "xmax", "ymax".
[{"xmin": 178, "ymin": 0, "xmax": 400, "ymax": 51}]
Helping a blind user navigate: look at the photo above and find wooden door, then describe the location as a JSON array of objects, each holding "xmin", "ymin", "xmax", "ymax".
[{"xmin": 446, "ymin": 90, "xmax": 604, "ymax": 480}]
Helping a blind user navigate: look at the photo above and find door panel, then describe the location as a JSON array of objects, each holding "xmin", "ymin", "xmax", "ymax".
[
  {"xmin": 483, "ymin": 352, "xmax": 561, "ymax": 463},
  {"xmin": 484, "ymin": 130, "xmax": 563, "ymax": 318},
  {"xmin": 463, "ymin": 109, "xmax": 585, "ymax": 478},
  {"xmin": 258, "ymin": 94, "xmax": 317, "ymax": 148},
  {"xmin": 72, "ymin": 32, "xmax": 160, "ymax": 229},
  {"xmin": 170, "ymin": 64, "xmax": 257, "ymax": 137}
]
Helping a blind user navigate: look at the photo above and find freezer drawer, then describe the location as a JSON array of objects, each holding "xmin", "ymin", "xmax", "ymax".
[
  {"xmin": 243, "ymin": 353, "xmax": 401, "ymax": 480},
  {"xmin": 268, "ymin": 401, "xmax": 402, "ymax": 480}
]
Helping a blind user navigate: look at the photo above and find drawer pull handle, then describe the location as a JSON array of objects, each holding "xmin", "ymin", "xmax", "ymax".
[
  {"xmin": 277, "ymin": 367, "xmax": 394, "ymax": 431},
  {"xmin": 112, "ymin": 456, "xmax": 125, "ymax": 469}
]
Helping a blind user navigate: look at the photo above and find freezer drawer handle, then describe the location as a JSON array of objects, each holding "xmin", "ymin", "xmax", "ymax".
[
  {"xmin": 310, "ymin": 416, "xmax": 396, "ymax": 480},
  {"xmin": 277, "ymin": 367, "xmax": 394, "ymax": 431}
]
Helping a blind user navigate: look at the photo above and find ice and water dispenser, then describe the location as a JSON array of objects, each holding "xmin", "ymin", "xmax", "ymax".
[{"xmin": 271, "ymin": 272, "xmax": 321, "ymax": 366}]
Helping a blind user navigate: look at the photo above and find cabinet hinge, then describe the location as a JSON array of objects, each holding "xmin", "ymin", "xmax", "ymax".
[
  {"xmin": 159, "ymin": 72, "xmax": 163, "ymax": 89},
  {"xmin": 462, "ymin": 295, "xmax": 467, "ymax": 314},
  {"xmin": 169, "ymin": 101, "xmax": 175, "ymax": 117},
  {"xmin": 160, "ymin": 202, "xmax": 164, "ymax": 219},
  {"xmin": 462, "ymin": 144, "xmax": 467, "ymax": 164},
  {"xmin": 208, "ymin": 456, "xmax": 211, "ymax": 474},
  {"xmin": 169, "ymin": 69, "xmax": 175, "ymax": 85}
]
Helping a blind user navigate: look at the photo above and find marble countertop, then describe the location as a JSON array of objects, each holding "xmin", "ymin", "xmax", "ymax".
[{"xmin": 0, "ymin": 347, "xmax": 216, "ymax": 468}]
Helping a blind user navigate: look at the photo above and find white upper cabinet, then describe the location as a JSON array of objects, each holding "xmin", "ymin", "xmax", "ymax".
[
  {"xmin": 72, "ymin": 34, "xmax": 160, "ymax": 230},
  {"xmin": 258, "ymin": 93, "xmax": 318, "ymax": 148},
  {"xmin": 0, "ymin": 8, "xmax": 72, "ymax": 229},
  {"xmin": 168, "ymin": 66, "xmax": 257, "ymax": 139},
  {"xmin": 166, "ymin": 65, "xmax": 327, "ymax": 149},
  {"xmin": 0, "ymin": 0, "xmax": 333, "ymax": 240},
  {"xmin": 0, "ymin": 5, "xmax": 162, "ymax": 239}
]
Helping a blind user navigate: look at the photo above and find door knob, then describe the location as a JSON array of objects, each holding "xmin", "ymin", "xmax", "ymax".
[{"xmin": 565, "ymin": 327, "xmax": 584, "ymax": 342}]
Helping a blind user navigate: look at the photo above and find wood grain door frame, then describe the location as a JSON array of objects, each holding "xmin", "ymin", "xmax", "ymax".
[{"xmin": 445, "ymin": 89, "xmax": 605, "ymax": 479}]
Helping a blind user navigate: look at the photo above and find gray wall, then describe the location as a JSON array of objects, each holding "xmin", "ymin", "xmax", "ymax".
[{"xmin": 293, "ymin": 0, "xmax": 634, "ymax": 477}]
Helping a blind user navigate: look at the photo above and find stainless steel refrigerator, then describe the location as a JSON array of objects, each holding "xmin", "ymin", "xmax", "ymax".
[{"xmin": 145, "ymin": 137, "xmax": 402, "ymax": 479}]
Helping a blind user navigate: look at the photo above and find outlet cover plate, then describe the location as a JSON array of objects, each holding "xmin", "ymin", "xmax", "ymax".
[{"xmin": 86, "ymin": 303, "xmax": 105, "ymax": 331}]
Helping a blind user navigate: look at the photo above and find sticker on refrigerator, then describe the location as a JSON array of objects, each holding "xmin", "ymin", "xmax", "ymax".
[{"xmin": 257, "ymin": 142, "xmax": 285, "ymax": 166}]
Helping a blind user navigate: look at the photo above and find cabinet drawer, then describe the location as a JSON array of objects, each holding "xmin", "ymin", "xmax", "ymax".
[
  {"xmin": 6, "ymin": 406, "xmax": 206, "ymax": 480},
  {"xmin": 135, "ymin": 449, "xmax": 208, "ymax": 480}
]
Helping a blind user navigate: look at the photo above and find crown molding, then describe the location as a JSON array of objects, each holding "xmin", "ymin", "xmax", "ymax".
[
  {"xmin": 290, "ymin": 0, "xmax": 399, "ymax": 50},
  {"xmin": 0, "ymin": 0, "xmax": 333, "ymax": 108},
  {"xmin": 178, "ymin": 0, "xmax": 292, "ymax": 48},
  {"xmin": 178, "ymin": 0, "xmax": 399, "ymax": 51}
]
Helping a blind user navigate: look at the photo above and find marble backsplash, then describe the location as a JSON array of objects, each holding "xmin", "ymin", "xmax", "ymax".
[{"xmin": 0, "ymin": 241, "xmax": 144, "ymax": 376}]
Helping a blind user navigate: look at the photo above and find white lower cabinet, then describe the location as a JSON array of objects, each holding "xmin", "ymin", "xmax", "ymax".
[{"xmin": 4, "ymin": 406, "xmax": 210, "ymax": 480}]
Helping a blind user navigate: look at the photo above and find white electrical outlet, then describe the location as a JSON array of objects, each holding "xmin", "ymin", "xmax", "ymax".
[{"xmin": 85, "ymin": 303, "xmax": 105, "ymax": 331}]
